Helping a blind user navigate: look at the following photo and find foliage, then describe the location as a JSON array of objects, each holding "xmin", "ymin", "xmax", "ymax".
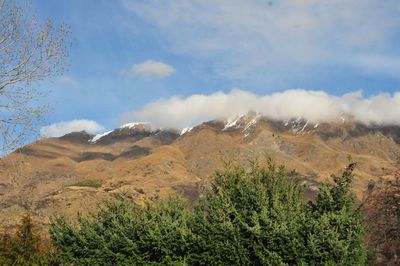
[
  {"xmin": 50, "ymin": 198, "xmax": 194, "ymax": 265},
  {"xmin": 190, "ymin": 160, "xmax": 306, "ymax": 265},
  {"xmin": 50, "ymin": 160, "xmax": 371, "ymax": 265},
  {"xmin": 69, "ymin": 179, "xmax": 103, "ymax": 188},
  {"xmin": 305, "ymin": 162, "xmax": 371, "ymax": 265},
  {"xmin": 0, "ymin": 213, "xmax": 59, "ymax": 265}
]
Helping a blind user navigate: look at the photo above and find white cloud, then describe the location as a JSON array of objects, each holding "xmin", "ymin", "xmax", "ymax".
[
  {"xmin": 127, "ymin": 60, "xmax": 176, "ymax": 79},
  {"xmin": 120, "ymin": 89, "xmax": 400, "ymax": 128},
  {"xmin": 40, "ymin": 119, "xmax": 104, "ymax": 137},
  {"xmin": 121, "ymin": 0, "xmax": 400, "ymax": 80}
]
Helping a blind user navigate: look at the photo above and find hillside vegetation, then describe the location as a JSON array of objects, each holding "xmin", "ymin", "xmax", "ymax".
[{"xmin": 48, "ymin": 160, "xmax": 370, "ymax": 265}]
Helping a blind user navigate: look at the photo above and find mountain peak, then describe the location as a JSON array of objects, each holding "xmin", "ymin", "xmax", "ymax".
[
  {"xmin": 120, "ymin": 122, "xmax": 151, "ymax": 130},
  {"xmin": 283, "ymin": 117, "xmax": 314, "ymax": 135},
  {"xmin": 220, "ymin": 111, "xmax": 263, "ymax": 138},
  {"xmin": 89, "ymin": 122, "xmax": 152, "ymax": 144}
]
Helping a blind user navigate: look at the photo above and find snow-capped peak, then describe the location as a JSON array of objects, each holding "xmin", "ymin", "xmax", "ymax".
[
  {"xmin": 283, "ymin": 117, "xmax": 315, "ymax": 135},
  {"xmin": 223, "ymin": 114, "xmax": 245, "ymax": 130},
  {"xmin": 120, "ymin": 122, "xmax": 151, "ymax": 129},
  {"xmin": 180, "ymin": 127, "xmax": 193, "ymax": 135},
  {"xmin": 222, "ymin": 111, "xmax": 262, "ymax": 138},
  {"xmin": 89, "ymin": 122, "xmax": 152, "ymax": 143},
  {"xmin": 90, "ymin": 130, "xmax": 113, "ymax": 143}
]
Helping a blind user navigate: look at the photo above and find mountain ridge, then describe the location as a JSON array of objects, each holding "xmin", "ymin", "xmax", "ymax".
[{"xmin": 1, "ymin": 113, "xmax": 399, "ymax": 232}]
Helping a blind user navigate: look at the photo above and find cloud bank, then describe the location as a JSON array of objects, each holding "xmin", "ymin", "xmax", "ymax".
[
  {"xmin": 128, "ymin": 60, "xmax": 176, "ymax": 79},
  {"xmin": 120, "ymin": 89, "xmax": 400, "ymax": 128},
  {"xmin": 41, "ymin": 119, "xmax": 104, "ymax": 137},
  {"xmin": 122, "ymin": 0, "xmax": 400, "ymax": 80}
]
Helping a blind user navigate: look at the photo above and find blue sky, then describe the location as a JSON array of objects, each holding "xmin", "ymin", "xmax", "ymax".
[{"xmin": 31, "ymin": 0, "xmax": 400, "ymax": 136}]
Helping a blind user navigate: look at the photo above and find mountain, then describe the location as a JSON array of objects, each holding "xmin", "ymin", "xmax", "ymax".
[{"xmin": 1, "ymin": 112, "xmax": 400, "ymax": 232}]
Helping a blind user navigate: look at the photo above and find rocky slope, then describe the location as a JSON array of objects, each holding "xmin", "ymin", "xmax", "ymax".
[{"xmin": 1, "ymin": 113, "xmax": 400, "ymax": 232}]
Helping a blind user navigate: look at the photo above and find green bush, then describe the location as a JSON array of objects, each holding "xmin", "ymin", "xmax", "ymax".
[
  {"xmin": 69, "ymin": 179, "xmax": 102, "ymax": 188},
  {"xmin": 50, "ymin": 160, "xmax": 371, "ymax": 265},
  {"xmin": 50, "ymin": 197, "xmax": 194, "ymax": 265}
]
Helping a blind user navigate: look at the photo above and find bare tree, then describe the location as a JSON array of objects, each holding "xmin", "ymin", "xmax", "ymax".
[{"xmin": 0, "ymin": 0, "xmax": 69, "ymax": 153}]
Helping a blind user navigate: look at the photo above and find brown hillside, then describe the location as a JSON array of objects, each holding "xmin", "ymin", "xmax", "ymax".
[{"xmin": 0, "ymin": 114, "xmax": 399, "ymax": 233}]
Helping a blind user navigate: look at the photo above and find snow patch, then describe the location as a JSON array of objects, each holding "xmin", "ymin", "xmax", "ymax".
[
  {"xmin": 242, "ymin": 113, "xmax": 262, "ymax": 137},
  {"xmin": 90, "ymin": 130, "xmax": 113, "ymax": 143},
  {"xmin": 242, "ymin": 114, "xmax": 261, "ymax": 132},
  {"xmin": 222, "ymin": 112, "xmax": 262, "ymax": 138},
  {"xmin": 299, "ymin": 121, "xmax": 309, "ymax": 133},
  {"xmin": 120, "ymin": 122, "xmax": 150, "ymax": 129},
  {"xmin": 223, "ymin": 115, "xmax": 244, "ymax": 130},
  {"xmin": 180, "ymin": 127, "xmax": 193, "ymax": 135},
  {"xmin": 283, "ymin": 117, "xmax": 314, "ymax": 135}
]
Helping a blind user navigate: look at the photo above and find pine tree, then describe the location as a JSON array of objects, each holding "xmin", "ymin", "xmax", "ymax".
[
  {"xmin": 305, "ymin": 162, "xmax": 371, "ymax": 265},
  {"xmin": 190, "ymin": 160, "xmax": 307, "ymax": 265},
  {"xmin": 50, "ymin": 160, "xmax": 371, "ymax": 265},
  {"xmin": 50, "ymin": 197, "xmax": 194, "ymax": 265}
]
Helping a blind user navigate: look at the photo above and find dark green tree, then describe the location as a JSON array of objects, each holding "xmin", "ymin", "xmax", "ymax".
[
  {"xmin": 190, "ymin": 160, "xmax": 307, "ymax": 265},
  {"xmin": 50, "ymin": 197, "xmax": 195, "ymax": 265},
  {"xmin": 305, "ymin": 162, "xmax": 371, "ymax": 265},
  {"xmin": 50, "ymin": 160, "xmax": 371, "ymax": 265}
]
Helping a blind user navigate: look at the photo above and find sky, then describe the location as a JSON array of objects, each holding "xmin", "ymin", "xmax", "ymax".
[{"xmin": 30, "ymin": 0, "xmax": 400, "ymax": 137}]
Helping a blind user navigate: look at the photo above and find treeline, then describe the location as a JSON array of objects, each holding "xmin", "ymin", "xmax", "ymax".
[{"xmin": 1, "ymin": 160, "xmax": 373, "ymax": 265}]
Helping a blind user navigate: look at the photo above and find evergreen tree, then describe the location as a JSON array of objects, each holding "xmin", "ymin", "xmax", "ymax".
[
  {"xmin": 305, "ymin": 162, "xmax": 371, "ymax": 265},
  {"xmin": 50, "ymin": 160, "xmax": 371, "ymax": 265},
  {"xmin": 50, "ymin": 197, "xmax": 194, "ymax": 265},
  {"xmin": 190, "ymin": 160, "xmax": 307, "ymax": 265}
]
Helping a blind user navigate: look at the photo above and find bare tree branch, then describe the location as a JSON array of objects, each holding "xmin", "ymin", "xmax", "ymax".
[{"xmin": 0, "ymin": 0, "xmax": 70, "ymax": 154}]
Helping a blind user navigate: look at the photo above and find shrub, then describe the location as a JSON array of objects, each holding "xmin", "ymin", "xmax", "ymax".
[
  {"xmin": 0, "ymin": 213, "xmax": 59, "ymax": 265},
  {"xmin": 50, "ymin": 197, "xmax": 195, "ymax": 265},
  {"xmin": 69, "ymin": 179, "xmax": 102, "ymax": 188},
  {"xmin": 50, "ymin": 160, "xmax": 371, "ymax": 265}
]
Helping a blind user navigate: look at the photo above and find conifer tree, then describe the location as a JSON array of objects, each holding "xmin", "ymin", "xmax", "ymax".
[{"xmin": 50, "ymin": 160, "xmax": 371, "ymax": 265}]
